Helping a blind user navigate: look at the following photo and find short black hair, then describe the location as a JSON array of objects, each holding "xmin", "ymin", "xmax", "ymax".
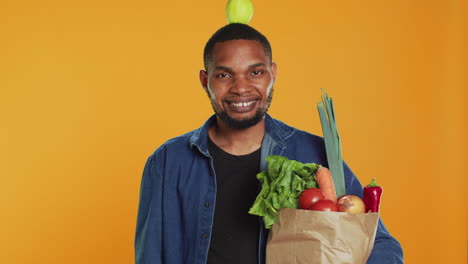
[{"xmin": 203, "ymin": 23, "xmax": 272, "ymax": 70}]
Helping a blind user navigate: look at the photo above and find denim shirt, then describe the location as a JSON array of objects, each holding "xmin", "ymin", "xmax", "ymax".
[{"xmin": 135, "ymin": 114, "xmax": 404, "ymax": 264}]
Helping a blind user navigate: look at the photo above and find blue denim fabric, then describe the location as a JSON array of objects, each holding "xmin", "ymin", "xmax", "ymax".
[{"xmin": 135, "ymin": 114, "xmax": 404, "ymax": 264}]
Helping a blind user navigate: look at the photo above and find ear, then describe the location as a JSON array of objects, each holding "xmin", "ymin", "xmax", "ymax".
[
  {"xmin": 199, "ymin": 69, "xmax": 209, "ymax": 94},
  {"xmin": 271, "ymin": 62, "xmax": 278, "ymax": 82}
]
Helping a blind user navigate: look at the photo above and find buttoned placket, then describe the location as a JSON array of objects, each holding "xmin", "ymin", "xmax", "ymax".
[
  {"xmin": 198, "ymin": 150, "xmax": 217, "ymax": 264},
  {"xmin": 189, "ymin": 114, "xmax": 291, "ymax": 264}
]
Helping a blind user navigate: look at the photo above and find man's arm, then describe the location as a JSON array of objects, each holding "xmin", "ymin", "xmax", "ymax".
[
  {"xmin": 367, "ymin": 219, "xmax": 404, "ymax": 263},
  {"xmin": 343, "ymin": 162, "xmax": 404, "ymax": 264},
  {"xmin": 135, "ymin": 154, "xmax": 164, "ymax": 264}
]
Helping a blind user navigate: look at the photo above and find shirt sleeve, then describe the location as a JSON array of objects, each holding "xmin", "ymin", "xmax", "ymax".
[
  {"xmin": 343, "ymin": 162, "xmax": 404, "ymax": 264},
  {"xmin": 135, "ymin": 153, "xmax": 164, "ymax": 264}
]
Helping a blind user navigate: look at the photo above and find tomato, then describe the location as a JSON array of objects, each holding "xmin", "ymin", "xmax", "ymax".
[
  {"xmin": 309, "ymin": 199, "xmax": 338, "ymax": 212},
  {"xmin": 298, "ymin": 188, "xmax": 325, "ymax": 209},
  {"xmin": 336, "ymin": 195, "xmax": 365, "ymax": 214}
]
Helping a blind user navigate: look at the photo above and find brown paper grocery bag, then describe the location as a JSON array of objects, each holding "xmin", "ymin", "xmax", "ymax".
[{"xmin": 266, "ymin": 208, "xmax": 380, "ymax": 264}]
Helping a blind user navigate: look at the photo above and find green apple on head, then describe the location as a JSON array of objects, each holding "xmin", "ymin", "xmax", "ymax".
[{"xmin": 226, "ymin": 0, "xmax": 254, "ymax": 24}]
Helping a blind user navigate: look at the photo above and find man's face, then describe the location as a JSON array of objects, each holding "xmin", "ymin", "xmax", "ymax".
[{"xmin": 200, "ymin": 39, "xmax": 277, "ymax": 130}]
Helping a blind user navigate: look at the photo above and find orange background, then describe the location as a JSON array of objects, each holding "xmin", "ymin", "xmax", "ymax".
[{"xmin": 1, "ymin": 0, "xmax": 466, "ymax": 263}]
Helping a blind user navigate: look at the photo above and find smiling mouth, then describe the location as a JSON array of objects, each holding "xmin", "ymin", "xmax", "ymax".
[
  {"xmin": 226, "ymin": 99, "xmax": 258, "ymax": 113},
  {"xmin": 231, "ymin": 101, "xmax": 255, "ymax": 107}
]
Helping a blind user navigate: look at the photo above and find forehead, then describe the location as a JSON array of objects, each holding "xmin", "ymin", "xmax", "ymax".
[{"xmin": 211, "ymin": 39, "xmax": 268, "ymax": 67}]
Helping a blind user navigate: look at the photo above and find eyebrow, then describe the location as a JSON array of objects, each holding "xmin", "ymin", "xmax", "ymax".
[
  {"xmin": 214, "ymin": 66, "xmax": 232, "ymax": 72},
  {"xmin": 213, "ymin": 63, "xmax": 267, "ymax": 72},
  {"xmin": 249, "ymin": 62, "xmax": 266, "ymax": 68}
]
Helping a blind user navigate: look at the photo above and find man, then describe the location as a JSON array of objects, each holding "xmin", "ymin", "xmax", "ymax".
[{"xmin": 135, "ymin": 23, "xmax": 403, "ymax": 264}]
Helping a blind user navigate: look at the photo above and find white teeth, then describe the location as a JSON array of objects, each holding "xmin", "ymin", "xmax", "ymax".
[{"xmin": 232, "ymin": 101, "xmax": 254, "ymax": 107}]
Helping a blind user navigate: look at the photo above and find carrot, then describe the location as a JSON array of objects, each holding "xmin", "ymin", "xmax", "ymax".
[{"xmin": 315, "ymin": 166, "xmax": 337, "ymax": 202}]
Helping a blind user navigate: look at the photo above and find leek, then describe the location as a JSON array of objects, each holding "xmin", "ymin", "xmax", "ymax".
[{"xmin": 317, "ymin": 89, "xmax": 346, "ymax": 197}]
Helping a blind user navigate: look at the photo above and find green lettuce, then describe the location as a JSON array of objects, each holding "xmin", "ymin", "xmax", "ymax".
[{"xmin": 248, "ymin": 155, "xmax": 320, "ymax": 229}]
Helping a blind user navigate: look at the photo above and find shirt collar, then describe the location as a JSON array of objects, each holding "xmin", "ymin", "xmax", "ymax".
[
  {"xmin": 189, "ymin": 114, "xmax": 217, "ymax": 156},
  {"xmin": 189, "ymin": 113, "xmax": 294, "ymax": 155}
]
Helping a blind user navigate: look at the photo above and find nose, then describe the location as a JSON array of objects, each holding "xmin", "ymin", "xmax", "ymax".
[{"xmin": 230, "ymin": 75, "xmax": 252, "ymax": 94}]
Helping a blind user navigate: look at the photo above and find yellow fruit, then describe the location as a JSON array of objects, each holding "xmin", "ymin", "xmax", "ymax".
[{"xmin": 226, "ymin": 0, "xmax": 254, "ymax": 24}]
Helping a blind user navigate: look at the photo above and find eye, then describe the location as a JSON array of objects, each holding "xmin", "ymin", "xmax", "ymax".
[
  {"xmin": 215, "ymin": 73, "xmax": 230, "ymax": 78},
  {"xmin": 252, "ymin": 70, "xmax": 264, "ymax": 76}
]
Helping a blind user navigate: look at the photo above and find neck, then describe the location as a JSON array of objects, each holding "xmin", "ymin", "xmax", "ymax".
[{"xmin": 208, "ymin": 117, "xmax": 265, "ymax": 156}]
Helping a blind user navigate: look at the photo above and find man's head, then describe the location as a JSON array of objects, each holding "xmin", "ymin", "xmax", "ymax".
[
  {"xmin": 200, "ymin": 24, "xmax": 277, "ymax": 130},
  {"xmin": 203, "ymin": 23, "xmax": 272, "ymax": 71}
]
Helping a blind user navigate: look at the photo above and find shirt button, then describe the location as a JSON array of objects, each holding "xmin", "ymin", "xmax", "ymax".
[
  {"xmin": 204, "ymin": 202, "xmax": 210, "ymax": 208},
  {"xmin": 209, "ymin": 170, "xmax": 214, "ymax": 176},
  {"xmin": 201, "ymin": 233, "xmax": 208, "ymax": 239}
]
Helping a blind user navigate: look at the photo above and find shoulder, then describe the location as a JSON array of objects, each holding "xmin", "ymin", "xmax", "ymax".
[
  {"xmin": 290, "ymin": 126, "xmax": 324, "ymax": 145},
  {"xmin": 288, "ymin": 128, "xmax": 327, "ymax": 162},
  {"xmin": 267, "ymin": 116, "xmax": 325, "ymax": 147},
  {"xmin": 144, "ymin": 115, "xmax": 214, "ymax": 168},
  {"xmin": 142, "ymin": 129, "xmax": 199, "ymax": 177},
  {"xmin": 148, "ymin": 129, "xmax": 197, "ymax": 159},
  {"xmin": 266, "ymin": 116, "xmax": 327, "ymax": 164}
]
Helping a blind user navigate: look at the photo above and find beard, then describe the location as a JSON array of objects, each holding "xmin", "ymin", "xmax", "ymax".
[{"xmin": 210, "ymin": 88, "xmax": 274, "ymax": 130}]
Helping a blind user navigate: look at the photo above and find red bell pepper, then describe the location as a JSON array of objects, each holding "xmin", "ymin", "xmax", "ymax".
[{"xmin": 363, "ymin": 178, "xmax": 382, "ymax": 212}]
